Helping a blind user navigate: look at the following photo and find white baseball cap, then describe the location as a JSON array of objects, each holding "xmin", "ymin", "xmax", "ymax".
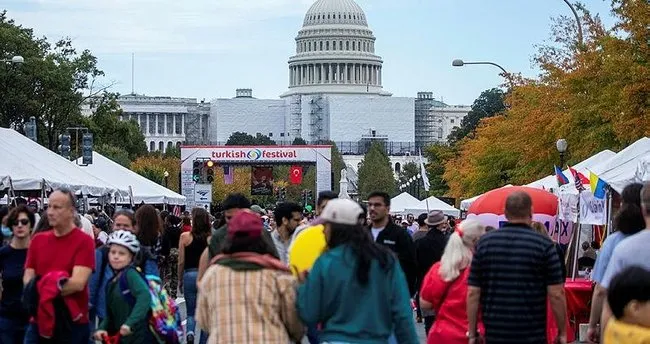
[{"xmin": 320, "ymin": 199, "xmax": 363, "ymax": 226}]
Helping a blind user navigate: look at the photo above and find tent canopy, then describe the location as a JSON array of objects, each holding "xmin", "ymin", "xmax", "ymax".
[
  {"xmin": 526, "ymin": 150, "xmax": 616, "ymax": 191},
  {"xmin": 592, "ymin": 137, "xmax": 650, "ymax": 193},
  {"xmin": 403, "ymin": 195, "xmax": 460, "ymax": 218},
  {"xmin": 390, "ymin": 192, "xmax": 422, "ymax": 213},
  {"xmin": 75, "ymin": 152, "xmax": 186, "ymax": 205},
  {"xmin": 0, "ymin": 128, "xmax": 127, "ymax": 197}
]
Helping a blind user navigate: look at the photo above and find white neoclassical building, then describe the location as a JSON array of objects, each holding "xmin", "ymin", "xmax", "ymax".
[{"xmin": 281, "ymin": 0, "xmax": 391, "ymax": 97}]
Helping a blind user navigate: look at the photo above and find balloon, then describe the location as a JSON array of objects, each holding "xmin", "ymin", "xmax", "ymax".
[
  {"xmin": 288, "ymin": 224, "xmax": 326, "ymax": 276},
  {"xmin": 467, "ymin": 186, "xmax": 558, "ymax": 232}
]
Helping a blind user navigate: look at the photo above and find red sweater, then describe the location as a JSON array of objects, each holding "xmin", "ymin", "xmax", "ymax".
[
  {"xmin": 36, "ymin": 271, "xmax": 85, "ymax": 338},
  {"xmin": 420, "ymin": 263, "xmax": 484, "ymax": 344}
]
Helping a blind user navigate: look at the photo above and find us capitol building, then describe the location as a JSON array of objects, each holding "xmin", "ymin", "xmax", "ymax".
[{"xmin": 94, "ymin": 0, "xmax": 471, "ymax": 176}]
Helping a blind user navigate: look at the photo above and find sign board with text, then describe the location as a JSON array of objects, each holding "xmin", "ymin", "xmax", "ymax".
[{"xmin": 180, "ymin": 145, "xmax": 332, "ymax": 208}]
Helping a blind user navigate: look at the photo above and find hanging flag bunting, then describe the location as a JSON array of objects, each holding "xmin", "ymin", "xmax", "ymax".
[
  {"xmin": 289, "ymin": 165, "xmax": 303, "ymax": 184},
  {"xmin": 554, "ymin": 165, "xmax": 570, "ymax": 186},
  {"xmin": 589, "ymin": 171, "xmax": 607, "ymax": 199},
  {"xmin": 223, "ymin": 166, "xmax": 233, "ymax": 185},
  {"xmin": 568, "ymin": 165, "xmax": 588, "ymax": 192}
]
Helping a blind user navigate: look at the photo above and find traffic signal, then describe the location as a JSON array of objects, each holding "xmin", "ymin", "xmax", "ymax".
[
  {"xmin": 58, "ymin": 134, "xmax": 71, "ymax": 160},
  {"xmin": 82, "ymin": 133, "xmax": 93, "ymax": 165},
  {"xmin": 193, "ymin": 160, "xmax": 202, "ymax": 183},
  {"xmin": 306, "ymin": 190, "xmax": 313, "ymax": 203},
  {"xmin": 205, "ymin": 160, "xmax": 215, "ymax": 183}
]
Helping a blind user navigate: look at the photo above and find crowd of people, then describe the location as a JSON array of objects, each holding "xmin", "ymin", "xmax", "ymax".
[{"xmin": 0, "ymin": 181, "xmax": 648, "ymax": 343}]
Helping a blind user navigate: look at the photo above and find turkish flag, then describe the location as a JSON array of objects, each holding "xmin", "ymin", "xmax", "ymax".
[{"xmin": 289, "ymin": 165, "xmax": 303, "ymax": 184}]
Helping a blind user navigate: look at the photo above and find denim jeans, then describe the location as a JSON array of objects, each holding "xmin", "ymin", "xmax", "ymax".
[
  {"xmin": 23, "ymin": 322, "xmax": 89, "ymax": 344},
  {"xmin": 183, "ymin": 269, "xmax": 207, "ymax": 344},
  {"xmin": 0, "ymin": 316, "xmax": 27, "ymax": 344}
]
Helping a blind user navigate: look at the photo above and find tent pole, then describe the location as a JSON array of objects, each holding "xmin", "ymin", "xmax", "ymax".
[{"xmin": 571, "ymin": 195, "xmax": 582, "ymax": 280}]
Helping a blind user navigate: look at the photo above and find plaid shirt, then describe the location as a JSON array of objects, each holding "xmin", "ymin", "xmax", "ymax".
[{"xmin": 197, "ymin": 264, "xmax": 305, "ymax": 343}]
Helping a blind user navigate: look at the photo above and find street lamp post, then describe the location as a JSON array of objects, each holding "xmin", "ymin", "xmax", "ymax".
[
  {"xmin": 1, "ymin": 55, "xmax": 24, "ymax": 66},
  {"xmin": 556, "ymin": 139, "xmax": 568, "ymax": 168},
  {"xmin": 562, "ymin": 0, "xmax": 583, "ymax": 46},
  {"xmin": 164, "ymin": 171, "xmax": 169, "ymax": 187},
  {"xmin": 452, "ymin": 59, "xmax": 513, "ymax": 85}
]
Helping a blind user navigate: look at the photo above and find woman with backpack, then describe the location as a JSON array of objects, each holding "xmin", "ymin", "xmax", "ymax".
[
  {"xmin": 134, "ymin": 205, "xmax": 162, "ymax": 277},
  {"xmin": 178, "ymin": 208, "xmax": 211, "ymax": 344},
  {"xmin": 89, "ymin": 209, "xmax": 137, "ymax": 343},
  {"xmin": 93, "ymin": 230, "xmax": 151, "ymax": 344}
]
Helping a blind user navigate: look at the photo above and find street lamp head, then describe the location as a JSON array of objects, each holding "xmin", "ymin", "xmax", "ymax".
[
  {"xmin": 556, "ymin": 139, "xmax": 568, "ymax": 153},
  {"xmin": 164, "ymin": 171, "xmax": 169, "ymax": 178},
  {"xmin": 11, "ymin": 55, "xmax": 24, "ymax": 65},
  {"xmin": 452, "ymin": 59, "xmax": 465, "ymax": 67}
]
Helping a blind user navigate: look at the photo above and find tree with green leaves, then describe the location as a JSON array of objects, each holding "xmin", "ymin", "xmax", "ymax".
[
  {"xmin": 0, "ymin": 11, "xmax": 111, "ymax": 150},
  {"xmin": 82, "ymin": 92, "xmax": 147, "ymax": 163},
  {"xmin": 357, "ymin": 142, "xmax": 396, "ymax": 199},
  {"xmin": 291, "ymin": 137, "xmax": 307, "ymax": 145},
  {"xmin": 325, "ymin": 140, "xmax": 346, "ymax": 194},
  {"xmin": 424, "ymin": 144, "xmax": 454, "ymax": 196},
  {"xmin": 447, "ymin": 88, "xmax": 506, "ymax": 144},
  {"xmin": 225, "ymin": 132, "xmax": 276, "ymax": 146}
]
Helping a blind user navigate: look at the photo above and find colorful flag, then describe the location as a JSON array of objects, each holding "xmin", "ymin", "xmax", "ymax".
[
  {"xmin": 554, "ymin": 165, "xmax": 569, "ymax": 186},
  {"xmin": 289, "ymin": 165, "xmax": 303, "ymax": 184},
  {"xmin": 589, "ymin": 171, "xmax": 607, "ymax": 199},
  {"xmin": 173, "ymin": 205, "xmax": 181, "ymax": 217},
  {"xmin": 418, "ymin": 149, "xmax": 430, "ymax": 192},
  {"xmin": 568, "ymin": 165, "xmax": 588, "ymax": 192},
  {"xmin": 223, "ymin": 166, "xmax": 233, "ymax": 185}
]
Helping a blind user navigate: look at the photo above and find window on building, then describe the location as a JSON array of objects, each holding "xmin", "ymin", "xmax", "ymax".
[
  {"xmin": 437, "ymin": 128, "xmax": 443, "ymax": 139},
  {"xmin": 149, "ymin": 141, "xmax": 155, "ymax": 151},
  {"xmin": 280, "ymin": 133, "xmax": 285, "ymax": 137},
  {"xmin": 167, "ymin": 141, "xmax": 172, "ymax": 151},
  {"xmin": 450, "ymin": 119, "xmax": 455, "ymax": 124},
  {"xmin": 158, "ymin": 141, "xmax": 164, "ymax": 151},
  {"xmin": 176, "ymin": 141, "xmax": 181, "ymax": 149},
  {"xmin": 346, "ymin": 41, "xmax": 350, "ymax": 50},
  {"xmin": 352, "ymin": 41, "xmax": 356, "ymax": 50},
  {"xmin": 269, "ymin": 133, "xmax": 273, "ymax": 137},
  {"xmin": 175, "ymin": 115, "xmax": 182, "ymax": 134},
  {"xmin": 326, "ymin": 41, "xmax": 329, "ymax": 50},
  {"xmin": 339, "ymin": 41, "xmax": 343, "ymax": 49},
  {"xmin": 158, "ymin": 114, "xmax": 164, "ymax": 134},
  {"xmin": 320, "ymin": 41, "xmax": 323, "ymax": 50},
  {"xmin": 309, "ymin": 42, "xmax": 312, "ymax": 51},
  {"xmin": 139, "ymin": 114, "xmax": 146, "ymax": 134},
  {"xmin": 395, "ymin": 162, "xmax": 401, "ymax": 173},
  {"xmin": 148, "ymin": 114, "xmax": 155, "ymax": 134},
  {"xmin": 333, "ymin": 41, "xmax": 336, "ymax": 50}
]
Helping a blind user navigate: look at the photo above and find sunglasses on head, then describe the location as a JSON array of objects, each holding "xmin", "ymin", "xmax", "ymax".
[{"xmin": 14, "ymin": 219, "xmax": 30, "ymax": 226}]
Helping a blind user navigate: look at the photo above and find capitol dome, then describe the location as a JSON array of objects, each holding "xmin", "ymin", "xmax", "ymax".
[
  {"xmin": 303, "ymin": 0, "xmax": 368, "ymax": 27},
  {"xmin": 281, "ymin": 0, "xmax": 391, "ymax": 97}
]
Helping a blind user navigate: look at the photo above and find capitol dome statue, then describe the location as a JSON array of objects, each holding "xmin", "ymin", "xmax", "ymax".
[{"xmin": 281, "ymin": 0, "xmax": 391, "ymax": 97}]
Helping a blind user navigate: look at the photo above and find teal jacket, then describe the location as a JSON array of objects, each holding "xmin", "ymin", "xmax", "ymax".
[{"xmin": 296, "ymin": 245, "xmax": 418, "ymax": 344}]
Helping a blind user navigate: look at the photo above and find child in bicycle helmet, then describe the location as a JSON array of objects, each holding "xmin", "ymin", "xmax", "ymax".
[{"xmin": 94, "ymin": 230, "xmax": 151, "ymax": 344}]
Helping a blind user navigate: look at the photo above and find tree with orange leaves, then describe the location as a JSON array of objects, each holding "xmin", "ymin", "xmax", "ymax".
[{"xmin": 444, "ymin": 2, "xmax": 649, "ymax": 199}]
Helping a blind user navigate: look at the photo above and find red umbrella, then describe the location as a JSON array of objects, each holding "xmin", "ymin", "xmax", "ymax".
[{"xmin": 467, "ymin": 186, "xmax": 558, "ymax": 230}]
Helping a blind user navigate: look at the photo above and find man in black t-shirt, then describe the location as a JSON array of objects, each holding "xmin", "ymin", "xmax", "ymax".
[{"xmin": 467, "ymin": 191, "xmax": 567, "ymax": 344}]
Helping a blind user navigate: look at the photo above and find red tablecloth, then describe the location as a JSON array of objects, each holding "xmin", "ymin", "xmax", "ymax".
[{"xmin": 547, "ymin": 279, "xmax": 594, "ymax": 343}]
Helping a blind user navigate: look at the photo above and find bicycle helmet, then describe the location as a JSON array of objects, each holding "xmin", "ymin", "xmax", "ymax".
[{"xmin": 107, "ymin": 230, "xmax": 140, "ymax": 254}]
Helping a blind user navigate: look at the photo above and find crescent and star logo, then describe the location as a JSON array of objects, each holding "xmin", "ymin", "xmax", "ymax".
[{"xmin": 246, "ymin": 149, "xmax": 262, "ymax": 160}]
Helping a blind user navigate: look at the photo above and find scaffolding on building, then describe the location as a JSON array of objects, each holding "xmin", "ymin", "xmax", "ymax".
[
  {"xmin": 415, "ymin": 92, "xmax": 445, "ymax": 149},
  {"xmin": 309, "ymin": 94, "xmax": 326, "ymax": 143},
  {"xmin": 289, "ymin": 95, "xmax": 302, "ymax": 139},
  {"xmin": 185, "ymin": 100, "xmax": 209, "ymax": 144}
]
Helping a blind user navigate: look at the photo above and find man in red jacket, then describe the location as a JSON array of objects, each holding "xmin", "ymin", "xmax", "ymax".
[{"xmin": 23, "ymin": 189, "xmax": 95, "ymax": 343}]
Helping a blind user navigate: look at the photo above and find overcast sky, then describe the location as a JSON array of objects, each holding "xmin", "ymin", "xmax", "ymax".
[{"xmin": 4, "ymin": 0, "xmax": 615, "ymax": 105}]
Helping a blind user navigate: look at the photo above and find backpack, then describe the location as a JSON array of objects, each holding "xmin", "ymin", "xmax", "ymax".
[{"xmin": 118, "ymin": 266, "xmax": 183, "ymax": 344}]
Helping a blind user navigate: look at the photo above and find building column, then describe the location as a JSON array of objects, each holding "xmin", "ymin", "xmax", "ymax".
[
  {"xmin": 146, "ymin": 114, "xmax": 150, "ymax": 135},
  {"xmin": 164, "ymin": 114, "xmax": 168, "ymax": 134},
  {"xmin": 173, "ymin": 113, "xmax": 177, "ymax": 135},
  {"xmin": 379, "ymin": 66, "xmax": 382, "ymax": 85},
  {"xmin": 320, "ymin": 64, "xmax": 324, "ymax": 83},
  {"xmin": 181, "ymin": 114, "xmax": 185, "ymax": 135},
  {"xmin": 344, "ymin": 63, "xmax": 348, "ymax": 84},
  {"xmin": 328, "ymin": 64, "xmax": 332, "ymax": 83}
]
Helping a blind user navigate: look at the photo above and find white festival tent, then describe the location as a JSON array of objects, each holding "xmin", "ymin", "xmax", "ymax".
[
  {"xmin": 0, "ymin": 128, "xmax": 128, "ymax": 197},
  {"xmin": 75, "ymin": 152, "xmax": 186, "ymax": 205},
  {"xmin": 390, "ymin": 192, "xmax": 422, "ymax": 213},
  {"xmin": 591, "ymin": 137, "xmax": 650, "ymax": 193},
  {"xmin": 403, "ymin": 195, "xmax": 461, "ymax": 218}
]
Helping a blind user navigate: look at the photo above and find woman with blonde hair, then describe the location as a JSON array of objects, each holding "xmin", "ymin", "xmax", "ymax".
[{"xmin": 419, "ymin": 219, "xmax": 486, "ymax": 344}]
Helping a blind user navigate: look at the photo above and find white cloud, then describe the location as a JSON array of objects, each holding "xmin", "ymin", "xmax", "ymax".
[{"xmin": 5, "ymin": 0, "xmax": 315, "ymax": 54}]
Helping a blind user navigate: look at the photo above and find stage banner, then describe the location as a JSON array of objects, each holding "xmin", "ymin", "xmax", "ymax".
[
  {"xmin": 251, "ymin": 166, "xmax": 274, "ymax": 195},
  {"xmin": 580, "ymin": 191, "xmax": 606, "ymax": 225}
]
